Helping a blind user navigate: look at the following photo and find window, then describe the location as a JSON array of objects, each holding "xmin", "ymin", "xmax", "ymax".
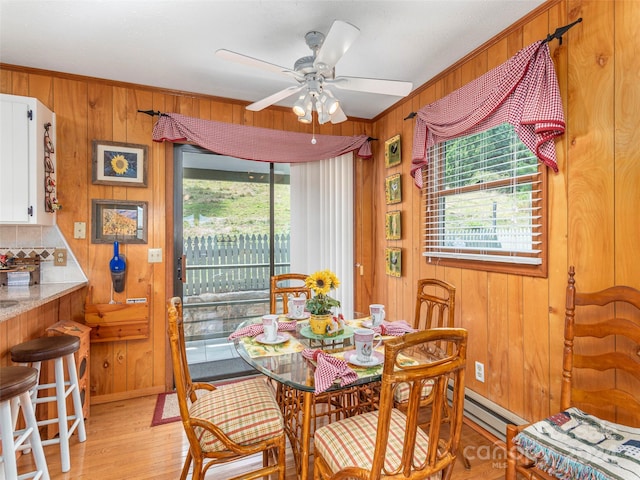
[{"xmin": 423, "ymin": 123, "xmax": 547, "ymax": 276}]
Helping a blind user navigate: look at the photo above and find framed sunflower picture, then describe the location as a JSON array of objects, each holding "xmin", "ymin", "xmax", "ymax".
[
  {"xmin": 92, "ymin": 140, "xmax": 148, "ymax": 187},
  {"xmin": 385, "ymin": 247, "xmax": 402, "ymax": 277}
]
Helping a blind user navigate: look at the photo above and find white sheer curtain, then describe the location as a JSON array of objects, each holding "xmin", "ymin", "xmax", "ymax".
[{"xmin": 289, "ymin": 153, "xmax": 354, "ymax": 319}]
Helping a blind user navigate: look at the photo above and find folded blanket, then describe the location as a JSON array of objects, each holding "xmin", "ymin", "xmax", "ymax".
[
  {"xmin": 372, "ymin": 320, "xmax": 416, "ymax": 336},
  {"xmin": 514, "ymin": 407, "xmax": 640, "ymax": 480},
  {"xmin": 228, "ymin": 320, "xmax": 297, "ymax": 340},
  {"xmin": 302, "ymin": 348, "xmax": 358, "ymax": 394}
]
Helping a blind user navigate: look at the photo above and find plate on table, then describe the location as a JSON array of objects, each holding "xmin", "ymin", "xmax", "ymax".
[
  {"xmin": 300, "ymin": 325, "xmax": 354, "ymax": 341},
  {"xmin": 254, "ymin": 332, "xmax": 290, "ymax": 345},
  {"xmin": 344, "ymin": 350, "xmax": 384, "ymax": 367},
  {"xmin": 285, "ymin": 311, "xmax": 311, "ymax": 320}
]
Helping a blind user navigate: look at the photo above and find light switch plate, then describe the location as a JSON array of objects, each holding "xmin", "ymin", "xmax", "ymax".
[{"xmin": 148, "ymin": 248, "xmax": 162, "ymax": 263}]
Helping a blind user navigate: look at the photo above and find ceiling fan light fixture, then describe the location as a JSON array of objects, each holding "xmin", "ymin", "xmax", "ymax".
[
  {"xmin": 292, "ymin": 93, "xmax": 310, "ymax": 117},
  {"xmin": 297, "ymin": 109, "xmax": 312, "ymax": 124},
  {"xmin": 319, "ymin": 90, "xmax": 340, "ymax": 115},
  {"xmin": 316, "ymin": 101, "xmax": 331, "ymax": 125}
]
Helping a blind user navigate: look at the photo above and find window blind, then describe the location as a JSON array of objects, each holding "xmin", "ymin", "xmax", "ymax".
[{"xmin": 423, "ymin": 123, "xmax": 543, "ymax": 265}]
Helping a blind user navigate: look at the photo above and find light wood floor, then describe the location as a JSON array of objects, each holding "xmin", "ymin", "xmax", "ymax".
[{"xmin": 17, "ymin": 394, "xmax": 508, "ymax": 479}]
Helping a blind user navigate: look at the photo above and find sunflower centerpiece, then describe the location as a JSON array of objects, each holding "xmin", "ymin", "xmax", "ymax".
[{"xmin": 305, "ymin": 270, "xmax": 345, "ymax": 337}]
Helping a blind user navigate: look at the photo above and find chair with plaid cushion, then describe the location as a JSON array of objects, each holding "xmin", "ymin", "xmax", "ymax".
[
  {"xmin": 167, "ymin": 297, "xmax": 286, "ymax": 480},
  {"xmin": 270, "ymin": 273, "xmax": 311, "ymax": 316},
  {"xmin": 505, "ymin": 266, "xmax": 640, "ymax": 480},
  {"xmin": 313, "ymin": 328, "xmax": 468, "ymax": 480}
]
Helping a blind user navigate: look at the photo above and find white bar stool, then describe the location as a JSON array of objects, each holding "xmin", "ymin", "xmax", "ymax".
[
  {"xmin": 10, "ymin": 335, "xmax": 87, "ymax": 473},
  {"xmin": 0, "ymin": 366, "xmax": 50, "ymax": 480}
]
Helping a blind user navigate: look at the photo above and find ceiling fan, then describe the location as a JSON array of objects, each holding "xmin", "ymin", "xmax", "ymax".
[{"xmin": 216, "ymin": 20, "xmax": 413, "ymax": 125}]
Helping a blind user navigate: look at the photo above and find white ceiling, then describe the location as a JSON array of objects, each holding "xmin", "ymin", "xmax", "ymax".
[{"xmin": 0, "ymin": 0, "xmax": 547, "ymax": 120}]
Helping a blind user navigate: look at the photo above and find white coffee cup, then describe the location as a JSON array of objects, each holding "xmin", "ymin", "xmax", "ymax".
[
  {"xmin": 369, "ymin": 304, "xmax": 385, "ymax": 326},
  {"xmin": 353, "ymin": 328, "xmax": 383, "ymax": 363},
  {"xmin": 262, "ymin": 314, "xmax": 279, "ymax": 342},
  {"xmin": 287, "ymin": 296, "xmax": 306, "ymax": 318}
]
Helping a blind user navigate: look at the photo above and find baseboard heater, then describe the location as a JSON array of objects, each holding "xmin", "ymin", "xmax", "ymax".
[{"xmin": 449, "ymin": 386, "xmax": 528, "ymax": 442}]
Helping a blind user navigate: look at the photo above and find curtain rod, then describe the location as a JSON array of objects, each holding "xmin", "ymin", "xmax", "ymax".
[
  {"xmin": 403, "ymin": 18, "xmax": 583, "ymax": 121},
  {"xmin": 137, "ymin": 109, "xmax": 163, "ymax": 117}
]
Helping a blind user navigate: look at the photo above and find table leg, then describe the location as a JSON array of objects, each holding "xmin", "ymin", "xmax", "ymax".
[{"xmin": 300, "ymin": 390, "xmax": 313, "ymax": 480}]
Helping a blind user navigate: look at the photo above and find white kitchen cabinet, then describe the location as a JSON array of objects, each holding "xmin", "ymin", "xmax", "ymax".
[{"xmin": 0, "ymin": 94, "xmax": 58, "ymax": 225}]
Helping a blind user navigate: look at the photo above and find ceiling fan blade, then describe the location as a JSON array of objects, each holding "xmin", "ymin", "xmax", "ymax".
[
  {"xmin": 313, "ymin": 20, "xmax": 360, "ymax": 71},
  {"xmin": 216, "ymin": 49, "xmax": 303, "ymax": 81},
  {"xmin": 330, "ymin": 105, "xmax": 348, "ymax": 124},
  {"xmin": 329, "ymin": 76, "xmax": 413, "ymax": 97},
  {"xmin": 246, "ymin": 85, "xmax": 304, "ymax": 111}
]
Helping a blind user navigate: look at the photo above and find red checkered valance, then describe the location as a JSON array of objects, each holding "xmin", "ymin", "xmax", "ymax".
[
  {"xmin": 411, "ymin": 41, "xmax": 565, "ymax": 188},
  {"xmin": 152, "ymin": 113, "xmax": 372, "ymax": 163}
]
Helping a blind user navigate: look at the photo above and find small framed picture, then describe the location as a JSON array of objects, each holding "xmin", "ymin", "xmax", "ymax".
[
  {"xmin": 385, "ymin": 247, "xmax": 401, "ymax": 277},
  {"xmin": 385, "ymin": 211, "xmax": 401, "ymax": 240},
  {"xmin": 91, "ymin": 199, "xmax": 148, "ymax": 244},
  {"xmin": 92, "ymin": 140, "xmax": 148, "ymax": 187},
  {"xmin": 385, "ymin": 173, "xmax": 402, "ymax": 205},
  {"xmin": 385, "ymin": 134, "xmax": 401, "ymax": 168}
]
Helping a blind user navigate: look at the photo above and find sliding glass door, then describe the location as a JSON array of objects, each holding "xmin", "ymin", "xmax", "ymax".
[{"xmin": 173, "ymin": 145, "xmax": 290, "ymax": 381}]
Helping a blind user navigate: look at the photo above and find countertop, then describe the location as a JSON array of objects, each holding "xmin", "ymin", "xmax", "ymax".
[{"xmin": 0, "ymin": 282, "xmax": 87, "ymax": 323}]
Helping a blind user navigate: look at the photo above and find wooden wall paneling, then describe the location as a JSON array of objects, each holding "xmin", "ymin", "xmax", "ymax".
[
  {"xmin": 521, "ymin": 275, "xmax": 551, "ymax": 420},
  {"xmin": 460, "ymin": 268, "xmax": 488, "ymax": 396},
  {"xmin": 567, "ymin": 0, "xmax": 615, "ymax": 287},
  {"xmin": 152, "ymin": 92, "xmax": 169, "ymax": 389},
  {"xmin": 124, "ymin": 88, "xmax": 155, "ymax": 393},
  {"xmin": 0, "ymin": 68, "xmax": 11, "ymax": 92},
  {"xmin": 506, "ymin": 274, "xmax": 525, "ymax": 417},
  {"xmin": 486, "ymin": 273, "xmax": 509, "ymax": 404},
  {"xmin": 0, "ymin": 320, "xmax": 7, "ymax": 365},
  {"xmin": 27, "ymin": 74, "xmax": 54, "ymax": 111},
  {"xmin": 614, "ymin": 0, "xmax": 640, "ymax": 427},
  {"xmin": 567, "ymin": 0, "xmax": 617, "ymax": 408},
  {"xmin": 545, "ymin": 2, "xmax": 570, "ymax": 415},
  {"xmin": 614, "ymin": 0, "xmax": 640, "ymax": 289},
  {"xmin": 10, "ymin": 70, "xmax": 29, "ymax": 95}
]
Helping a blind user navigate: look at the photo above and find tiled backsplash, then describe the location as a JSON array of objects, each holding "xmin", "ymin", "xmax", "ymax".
[{"xmin": 0, "ymin": 225, "xmax": 87, "ymax": 284}]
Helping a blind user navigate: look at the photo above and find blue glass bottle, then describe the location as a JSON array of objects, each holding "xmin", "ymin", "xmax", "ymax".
[{"xmin": 110, "ymin": 241, "xmax": 126, "ymax": 292}]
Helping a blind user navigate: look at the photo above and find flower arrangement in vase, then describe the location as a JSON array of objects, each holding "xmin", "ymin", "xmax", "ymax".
[{"xmin": 305, "ymin": 270, "xmax": 345, "ymax": 336}]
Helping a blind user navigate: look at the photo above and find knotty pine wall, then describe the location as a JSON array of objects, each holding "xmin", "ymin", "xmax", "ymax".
[
  {"xmin": 368, "ymin": 0, "xmax": 640, "ymax": 423},
  {"xmin": 2, "ymin": 0, "xmax": 638, "ymax": 423}
]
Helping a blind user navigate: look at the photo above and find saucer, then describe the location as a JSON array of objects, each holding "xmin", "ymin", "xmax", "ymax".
[
  {"xmin": 286, "ymin": 311, "xmax": 311, "ymax": 320},
  {"xmin": 254, "ymin": 332, "xmax": 290, "ymax": 345},
  {"xmin": 344, "ymin": 350, "xmax": 384, "ymax": 367},
  {"xmin": 361, "ymin": 320, "xmax": 379, "ymax": 328}
]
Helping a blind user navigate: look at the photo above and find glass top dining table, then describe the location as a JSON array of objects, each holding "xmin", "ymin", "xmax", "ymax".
[{"xmin": 232, "ymin": 315, "xmax": 383, "ymax": 480}]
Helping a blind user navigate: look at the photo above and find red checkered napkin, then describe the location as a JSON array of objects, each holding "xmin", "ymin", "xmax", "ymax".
[
  {"xmin": 372, "ymin": 320, "xmax": 417, "ymax": 336},
  {"xmin": 228, "ymin": 320, "xmax": 297, "ymax": 340},
  {"xmin": 302, "ymin": 348, "xmax": 358, "ymax": 394}
]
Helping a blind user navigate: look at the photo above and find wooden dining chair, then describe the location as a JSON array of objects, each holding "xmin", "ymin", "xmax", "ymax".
[
  {"xmin": 313, "ymin": 328, "xmax": 468, "ymax": 480},
  {"xmin": 167, "ymin": 297, "xmax": 286, "ymax": 480},
  {"xmin": 505, "ymin": 267, "xmax": 640, "ymax": 479},
  {"xmin": 394, "ymin": 278, "xmax": 456, "ymax": 410},
  {"xmin": 270, "ymin": 273, "xmax": 311, "ymax": 315}
]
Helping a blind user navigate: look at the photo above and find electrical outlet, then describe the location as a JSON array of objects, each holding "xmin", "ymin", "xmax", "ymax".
[
  {"xmin": 53, "ymin": 248, "xmax": 67, "ymax": 266},
  {"xmin": 475, "ymin": 361, "xmax": 485, "ymax": 383},
  {"xmin": 148, "ymin": 248, "xmax": 162, "ymax": 263}
]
